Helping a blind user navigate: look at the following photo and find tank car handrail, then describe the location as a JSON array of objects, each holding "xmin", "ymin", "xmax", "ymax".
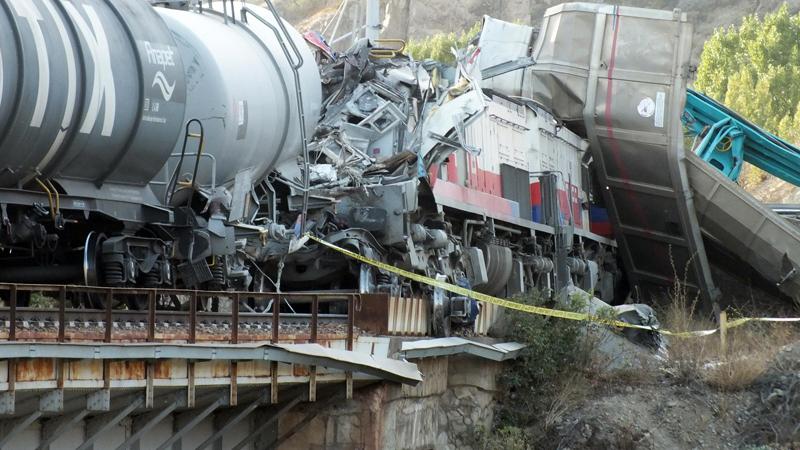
[
  {"xmin": 241, "ymin": 2, "xmax": 311, "ymax": 232},
  {"xmin": 151, "ymin": 152, "xmax": 217, "ymax": 191},
  {"xmin": 166, "ymin": 119, "xmax": 205, "ymax": 206}
]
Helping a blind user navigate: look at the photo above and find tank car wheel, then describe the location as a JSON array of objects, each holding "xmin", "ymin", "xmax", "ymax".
[{"xmin": 83, "ymin": 232, "xmax": 107, "ymax": 309}]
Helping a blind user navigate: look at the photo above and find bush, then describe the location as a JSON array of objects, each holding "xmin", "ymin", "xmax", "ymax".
[
  {"xmin": 490, "ymin": 291, "xmax": 592, "ymax": 437},
  {"xmin": 472, "ymin": 426, "xmax": 531, "ymax": 450},
  {"xmin": 405, "ymin": 22, "xmax": 482, "ymax": 64},
  {"xmin": 29, "ymin": 292, "xmax": 58, "ymax": 309},
  {"xmin": 704, "ymin": 323, "xmax": 793, "ymax": 392}
]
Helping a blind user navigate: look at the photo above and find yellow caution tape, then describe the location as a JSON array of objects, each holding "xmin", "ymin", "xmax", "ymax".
[
  {"xmin": 304, "ymin": 234, "xmax": 725, "ymax": 338},
  {"xmin": 725, "ymin": 317, "xmax": 800, "ymax": 329}
]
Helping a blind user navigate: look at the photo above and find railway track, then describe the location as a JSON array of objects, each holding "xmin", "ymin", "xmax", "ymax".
[{"xmin": 0, "ymin": 283, "xmax": 363, "ymax": 344}]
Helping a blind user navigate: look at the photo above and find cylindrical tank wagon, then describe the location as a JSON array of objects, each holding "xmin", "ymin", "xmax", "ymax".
[
  {"xmin": 0, "ymin": 0, "xmax": 187, "ymax": 189},
  {"xmin": 0, "ymin": 0, "xmax": 320, "ymax": 195},
  {"xmin": 0, "ymin": 0, "xmax": 321, "ymax": 299}
]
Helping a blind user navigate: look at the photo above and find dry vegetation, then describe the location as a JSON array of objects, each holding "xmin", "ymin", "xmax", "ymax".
[
  {"xmin": 661, "ymin": 278, "xmax": 796, "ymax": 392},
  {"xmin": 478, "ymin": 277, "xmax": 799, "ymax": 449}
]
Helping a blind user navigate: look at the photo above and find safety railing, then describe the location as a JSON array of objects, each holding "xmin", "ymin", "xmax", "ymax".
[{"xmin": 0, "ymin": 283, "xmax": 361, "ymax": 350}]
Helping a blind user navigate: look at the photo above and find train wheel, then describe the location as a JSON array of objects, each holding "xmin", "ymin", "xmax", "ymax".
[{"xmin": 83, "ymin": 232, "xmax": 106, "ymax": 309}]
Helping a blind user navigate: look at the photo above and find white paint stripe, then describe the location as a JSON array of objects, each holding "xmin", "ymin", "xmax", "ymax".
[
  {"xmin": 38, "ymin": 0, "xmax": 78, "ymax": 170},
  {"xmin": 9, "ymin": 0, "xmax": 49, "ymax": 128},
  {"xmin": 63, "ymin": 2, "xmax": 116, "ymax": 137}
]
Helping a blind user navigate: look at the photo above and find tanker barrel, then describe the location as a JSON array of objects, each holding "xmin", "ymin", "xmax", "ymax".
[
  {"xmin": 0, "ymin": 0, "xmax": 186, "ymax": 190},
  {"xmin": 0, "ymin": 0, "xmax": 321, "ymax": 203}
]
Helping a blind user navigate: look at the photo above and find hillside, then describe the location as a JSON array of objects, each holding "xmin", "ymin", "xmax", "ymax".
[
  {"xmin": 272, "ymin": 0, "xmax": 800, "ymax": 202},
  {"xmin": 275, "ymin": 0, "xmax": 800, "ymax": 63}
]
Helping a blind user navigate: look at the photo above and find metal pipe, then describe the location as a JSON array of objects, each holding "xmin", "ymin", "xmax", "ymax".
[
  {"xmin": 461, "ymin": 219, "xmax": 485, "ymax": 246},
  {"xmin": 494, "ymin": 224, "xmax": 522, "ymax": 235}
]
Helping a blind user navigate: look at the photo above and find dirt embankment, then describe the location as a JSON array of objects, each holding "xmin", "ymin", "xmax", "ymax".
[{"xmin": 552, "ymin": 340, "xmax": 800, "ymax": 449}]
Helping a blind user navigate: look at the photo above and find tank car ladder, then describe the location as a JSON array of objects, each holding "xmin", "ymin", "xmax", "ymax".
[
  {"xmin": 240, "ymin": 2, "xmax": 312, "ymax": 231},
  {"xmin": 166, "ymin": 119, "xmax": 206, "ymax": 207}
]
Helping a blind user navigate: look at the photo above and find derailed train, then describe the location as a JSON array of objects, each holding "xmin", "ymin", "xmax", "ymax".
[{"xmin": 0, "ymin": 0, "xmax": 619, "ymax": 327}]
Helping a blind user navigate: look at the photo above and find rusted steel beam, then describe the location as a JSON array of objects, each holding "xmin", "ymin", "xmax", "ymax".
[
  {"xmin": 57, "ymin": 286, "xmax": 66, "ymax": 343},
  {"xmin": 270, "ymin": 361, "xmax": 279, "ymax": 404},
  {"xmin": 189, "ymin": 291, "xmax": 197, "ymax": 344},
  {"xmin": 104, "ymin": 290, "xmax": 113, "ymax": 343},
  {"xmin": 310, "ymin": 295, "xmax": 318, "ymax": 343},
  {"xmin": 56, "ymin": 360, "xmax": 64, "ymax": 390},
  {"xmin": 230, "ymin": 362, "xmax": 238, "ymax": 406},
  {"xmin": 353, "ymin": 293, "xmax": 390, "ymax": 335},
  {"xmin": 147, "ymin": 290, "xmax": 156, "ymax": 342},
  {"xmin": 103, "ymin": 360, "xmax": 111, "ymax": 390},
  {"xmin": 7, "ymin": 359, "xmax": 15, "ymax": 396},
  {"xmin": 346, "ymin": 297, "xmax": 355, "ymax": 402},
  {"xmin": 231, "ymin": 292, "xmax": 239, "ymax": 344},
  {"xmin": 145, "ymin": 362, "xmax": 155, "ymax": 409},
  {"xmin": 188, "ymin": 362, "xmax": 196, "ymax": 408},
  {"xmin": 0, "ymin": 282, "xmax": 361, "ymax": 299},
  {"xmin": 271, "ymin": 294, "xmax": 279, "ymax": 343},
  {"xmin": 347, "ymin": 296, "xmax": 355, "ymax": 351},
  {"xmin": 308, "ymin": 365, "xmax": 317, "ymax": 402},
  {"xmin": 9, "ymin": 284, "xmax": 16, "ymax": 341}
]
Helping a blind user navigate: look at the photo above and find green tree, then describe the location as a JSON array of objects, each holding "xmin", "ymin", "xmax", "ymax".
[
  {"xmin": 405, "ymin": 22, "xmax": 482, "ymax": 64},
  {"xmin": 695, "ymin": 4, "xmax": 800, "ymax": 141}
]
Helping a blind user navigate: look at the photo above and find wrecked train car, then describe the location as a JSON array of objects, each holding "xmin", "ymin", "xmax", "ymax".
[
  {"xmin": 0, "ymin": 0, "xmax": 644, "ymax": 335},
  {"xmin": 277, "ymin": 28, "xmax": 623, "ymax": 332}
]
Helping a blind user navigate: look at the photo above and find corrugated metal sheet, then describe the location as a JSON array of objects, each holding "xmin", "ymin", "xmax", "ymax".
[{"xmin": 400, "ymin": 337, "xmax": 525, "ymax": 361}]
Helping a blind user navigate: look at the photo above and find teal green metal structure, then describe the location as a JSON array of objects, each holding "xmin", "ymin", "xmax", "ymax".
[{"xmin": 683, "ymin": 89, "xmax": 800, "ymax": 186}]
